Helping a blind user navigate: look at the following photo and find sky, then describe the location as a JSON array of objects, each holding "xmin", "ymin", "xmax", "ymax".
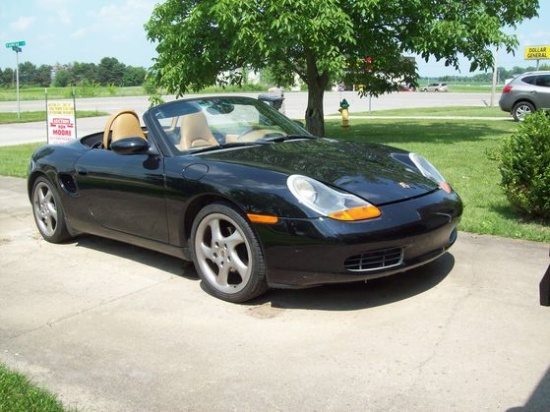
[{"xmin": 1, "ymin": 0, "xmax": 549, "ymax": 78}]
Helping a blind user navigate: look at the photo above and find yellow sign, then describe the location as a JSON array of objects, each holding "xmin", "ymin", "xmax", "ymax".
[{"xmin": 524, "ymin": 45, "xmax": 550, "ymax": 60}]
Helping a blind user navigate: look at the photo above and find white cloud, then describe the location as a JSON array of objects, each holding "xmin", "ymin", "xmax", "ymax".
[
  {"xmin": 71, "ymin": 27, "xmax": 88, "ymax": 39},
  {"xmin": 530, "ymin": 30, "xmax": 550, "ymax": 43},
  {"xmin": 11, "ymin": 16, "xmax": 37, "ymax": 31},
  {"xmin": 55, "ymin": 8, "xmax": 72, "ymax": 25}
]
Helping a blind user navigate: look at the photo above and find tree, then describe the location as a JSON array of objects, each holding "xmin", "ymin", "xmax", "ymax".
[
  {"xmin": 72, "ymin": 62, "xmax": 99, "ymax": 85},
  {"xmin": 97, "ymin": 57, "xmax": 125, "ymax": 86},
  {"xmin": 18, "ymin": 61, "xmax": 37, "ymax": 86},
  {"xmin": 53, "ymin": 69, "xmax": 70, "ymax": 87},
  {"xmin": 123, "ymin": 66, "xmax": 147, "ymax": 86},
  {"xmin": 147, "ymin": 0, "xmax": 538, "ymax": 136},
  {"xmin": 0, "ymin": 68, "xmax": 15, "ymax": 88},
  {"xmin": 33, "ymin": 64, "xmax": 52, "ymax": 87}
]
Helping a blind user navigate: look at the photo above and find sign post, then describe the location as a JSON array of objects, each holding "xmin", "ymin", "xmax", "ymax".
[{"xmin": 5, "ymin": 41, "xmax": 26, "ymax": 120}]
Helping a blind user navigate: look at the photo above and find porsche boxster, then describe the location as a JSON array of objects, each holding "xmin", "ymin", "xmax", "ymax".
[{"xmin": 28, "ymin": 96, "xmax": 463, "ymax": 302}]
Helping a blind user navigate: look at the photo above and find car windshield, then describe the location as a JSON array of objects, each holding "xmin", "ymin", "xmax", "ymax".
[{"xmin": 147, "ymin": 96, "xmax": 311, "ymax": 153}]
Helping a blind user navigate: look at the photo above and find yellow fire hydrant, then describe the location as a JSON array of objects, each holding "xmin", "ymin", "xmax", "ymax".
[{"xmin": 339, "ymin": 99, "xmax": 350, "ymax": 128}]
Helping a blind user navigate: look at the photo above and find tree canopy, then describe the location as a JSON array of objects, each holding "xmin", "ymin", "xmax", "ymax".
[
  {"xmin": 0, "ymin": 58, "xmax": 147, "ymax": 89},
  {"xmin": 145, "ymin": 0, "xmax": 539, "ymax": 136}
]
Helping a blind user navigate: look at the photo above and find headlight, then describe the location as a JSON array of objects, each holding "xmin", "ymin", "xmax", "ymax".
[
  {"xmin": 287, "ymin": 175, "xmax": 381, "ymax": 221},
  {"xmin": 409, "ymin": 153, "xmax": 452, "ymax": 193}
]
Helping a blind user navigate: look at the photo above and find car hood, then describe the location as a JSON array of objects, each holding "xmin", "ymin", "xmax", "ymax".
[{"xmin": 199, "ymin": 139, "xmax": 440, "ymax": 205}]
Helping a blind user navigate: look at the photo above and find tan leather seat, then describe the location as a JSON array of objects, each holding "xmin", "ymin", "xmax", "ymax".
[
  {"xmin": 179, "ymin": 111, "xmax": 218, "ymax": 150},
  {"xmin": 103, "ymin": 110, "xmax": 146, "ymax": 149}
]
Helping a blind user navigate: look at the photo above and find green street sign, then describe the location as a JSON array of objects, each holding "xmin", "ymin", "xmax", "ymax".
[{"xmin": 5, "ymin": 41, "xmax": 26, "ymax": 48}]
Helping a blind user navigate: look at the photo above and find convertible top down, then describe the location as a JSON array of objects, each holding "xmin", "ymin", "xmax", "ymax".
[{"xmin": 29, "ymin": 96, "xmax": 462, "ymax": 302}]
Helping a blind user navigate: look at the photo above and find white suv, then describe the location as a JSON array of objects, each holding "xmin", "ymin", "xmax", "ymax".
[
  {"xmin": 422, "ymin": 83, "xmax": 448, "ymax": 92},
  {"xmin": 499, "ymin": 71, "xmax": 550, "ymax": 121}
]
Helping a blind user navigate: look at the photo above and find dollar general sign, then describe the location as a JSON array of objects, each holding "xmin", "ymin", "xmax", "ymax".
[{"xmin": 524, "ymin": 45, "xmax": 550, "ymax": 60}]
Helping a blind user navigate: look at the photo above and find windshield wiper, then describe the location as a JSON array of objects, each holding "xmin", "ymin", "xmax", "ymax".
[{"xmin": 260, "ymin": 134, "xmax": 317, "ymax": 143}]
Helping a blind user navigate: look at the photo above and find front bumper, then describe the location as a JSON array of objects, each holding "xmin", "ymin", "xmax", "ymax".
[{"xmin": 255, "ymin": 189, "xmax": 462, "ymax": 288}]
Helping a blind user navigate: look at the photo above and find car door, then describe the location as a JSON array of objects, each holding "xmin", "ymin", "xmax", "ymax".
[
  {"xmin": 73, "ymin": 148, "xmax": 169, "ymax": 243},
  {"xmin": 535, "ymin": 74, "xmax": 550, "ymax": 109}
]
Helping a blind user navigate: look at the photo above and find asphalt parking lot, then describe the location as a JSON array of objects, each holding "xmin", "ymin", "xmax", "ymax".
[{"xmin": 0, "ymin": 174, "xmax": 549, "ymax": 411}]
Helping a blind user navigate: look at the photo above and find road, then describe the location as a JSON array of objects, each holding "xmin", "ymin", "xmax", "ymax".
[{"xmin": 0, "ymin": 91, "xmax": 495, "ymax": 146}]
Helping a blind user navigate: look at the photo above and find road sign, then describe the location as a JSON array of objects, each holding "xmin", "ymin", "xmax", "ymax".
[
  {"xmin": 5, "ymin": 41, "xmax": 26, "ymax": 49},
  {"xmin": 524, "ymin": 45, "xmax": 550, "ymax": 60}
]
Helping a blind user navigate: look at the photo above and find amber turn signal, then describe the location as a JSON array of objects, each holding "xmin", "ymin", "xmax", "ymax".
[
  {"xmin": 328, "ymin": 205, "xmax": 381, "ymax": 221},
  {"xmin": 247, "ymin": 213, "xmax": 279, "ymax": 224}
]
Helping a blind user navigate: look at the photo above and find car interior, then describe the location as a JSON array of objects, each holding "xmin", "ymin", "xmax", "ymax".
[{"xmin": 102, "ymin": 110, "xmax": 147, "ymax": 149}]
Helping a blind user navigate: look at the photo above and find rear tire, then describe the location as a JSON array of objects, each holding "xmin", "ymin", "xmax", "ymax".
[
  {"xmin": 512, "ymin": 101, "xmax": 535, "ymax": 122},
  {"xmin": 31, "ymin": 176, "xmax": 72, "ymax": 243},
  {"xmin": 191, "ymin": 202, "xmax": 268, "ymax": 303}
]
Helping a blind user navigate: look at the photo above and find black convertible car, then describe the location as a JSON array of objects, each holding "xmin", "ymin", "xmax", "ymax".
[{"xmin": 29, "ymin": 96, "xmax": 462, "ymax": 302}]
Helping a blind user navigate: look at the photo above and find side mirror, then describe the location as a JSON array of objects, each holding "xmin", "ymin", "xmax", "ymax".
[{"xmin": 111, "ymin": 137, "xmax": 150, "ymax": 155}]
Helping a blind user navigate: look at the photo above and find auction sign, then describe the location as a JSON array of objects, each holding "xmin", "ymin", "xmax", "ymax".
[
  {"xmin": 47, "ymin": 101, "xmax": 77, "ymax": 144},
  {"xmin": 524, "ymin": 45, "xmax": 550, "ymax": 60}
]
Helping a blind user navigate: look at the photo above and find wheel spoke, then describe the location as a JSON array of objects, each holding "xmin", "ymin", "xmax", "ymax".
[
  {"xmin": 216, "ymin": 264, "xmax": 230, "ymax": 286},
  {"xmin": 229, "ymin": 250, "xmax": 249, "ymax": 280},
  {"xmin": 223, "ymin": 229, "xmax": 244, "ymax": 249},
  {"xmin": 44, "ymin": 190, "xmax": 53, "ymax": 204},
  {"xmin": 208, "ymin": 218, "xmax": 223, "ymax": 244},
  {"xmin": 199, "ymin": 241, "xmax": 215, "ymax": 261},
  {"xmin": 38, "ymin": 188, "xmax": 46, "ymax": 203},
  {"xmin": 44, "ymin": 214, "xmax": 55, "ymax": 232},
  {"xmin": 47, "ymin": 201, "xmax": 57, "ymax": 220}
]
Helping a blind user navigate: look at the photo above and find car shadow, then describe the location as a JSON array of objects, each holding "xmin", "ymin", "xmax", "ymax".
[
  {"xmin": 253, "ymin": 253, "xmax": 455, "ymax": 311},
  {"xmin": 74, "ymin": 235, "xmax": 199, "ymax": 281},
  {"xmin": 74, "ymin": 234, "xmax": 454, "ymax": 310},
  {"xmin": 507, "ymin": 365, "xmax": 550, "ymax": 411}
]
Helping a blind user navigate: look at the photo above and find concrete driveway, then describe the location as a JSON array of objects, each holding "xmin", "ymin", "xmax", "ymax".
[{"xmin": 0, "ymin": 175, "xmax": 549, "ymax": 411}]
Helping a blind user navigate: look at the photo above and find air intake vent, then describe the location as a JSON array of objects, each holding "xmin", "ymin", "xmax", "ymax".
[
  {"xmin": 344, "ymin": 247, "xmax": 404, "ymax": 272},
  {"xmin": 59, "ymin": 174, "xmax": 77, "ymax": 195}
]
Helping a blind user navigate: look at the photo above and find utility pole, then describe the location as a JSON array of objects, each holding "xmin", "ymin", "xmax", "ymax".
[{"xmin": 490, "ymin": 47, "xmax": 499, "ymax": 108}]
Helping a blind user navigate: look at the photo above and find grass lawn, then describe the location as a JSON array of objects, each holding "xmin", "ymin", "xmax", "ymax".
[
  {"xmin": 0, "ymin": 142, "xmax": 42, "ymax": 177},
  {"xmin": 0, "ymin": 363, "xmax": 72, "ymax": 411},
  {"xmin": 351, "ymin": 106, "xmax": 507, "ymax": 117},
  {"xmin": 0, "ymin": 86, "xmax": 146, "ymax": 101},
  {"xmin": 0, "ymin": 111, "xmax": 108, "ymax": 124}
]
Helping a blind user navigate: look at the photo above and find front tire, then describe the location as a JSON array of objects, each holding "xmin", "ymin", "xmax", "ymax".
[
  {"xmin": 512, "ymin": 101, "xmax": 535, "ymax": 122},
  {"xmin": 191, "ymin": 202, "xmax": 268, "ymax": 303},
  {"xmin": 31, "ymin": 176, "xmax": 72, "ymax": 243}
]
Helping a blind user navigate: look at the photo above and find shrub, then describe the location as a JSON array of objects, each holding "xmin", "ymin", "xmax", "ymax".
[
  {"xmin": 76, "ymin": 79, "xmax": 99, "ymax": 97},
  {"xmin": 106, "ymin": 83, "xmax": 118, "ymax": 96},
  {"xmin": 499, "ymin": 111, "xmax": 550, "ymax": 221}
]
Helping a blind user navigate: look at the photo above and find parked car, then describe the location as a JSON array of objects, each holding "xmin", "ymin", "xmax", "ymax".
[
  {"xmin": 499, "ymin": 71, "xmax": 550, "ymax": 121},
  {"xmin": 28, "ymin": 96, "xmax": 462, "ymax": 303},
  {"xmin": 422, "ymin": 83, "xmax": 448, "ymax": 92}
]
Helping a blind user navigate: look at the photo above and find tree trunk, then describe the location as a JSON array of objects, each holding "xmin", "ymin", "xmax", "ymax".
[
  {"xmin": 304, "ymin": 50, "xmax": 328, "ymax": 137},
  {"xmin": 305, "ymin": 81, "xmax": 325, "ymax": 137}
]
